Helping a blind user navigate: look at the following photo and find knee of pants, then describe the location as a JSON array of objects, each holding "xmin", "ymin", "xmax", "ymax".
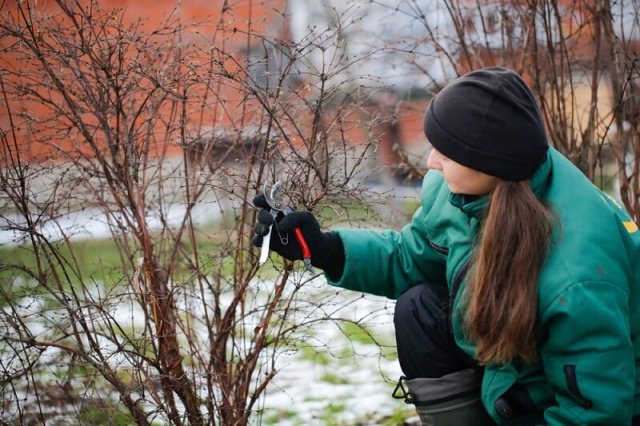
[
  {"xmin": 394, "ymin": 283, "xmax": 477, "ymax": 379},
  {"xmin": 394, "ymin": 283, "xmax": 448, "ymax": 330}
]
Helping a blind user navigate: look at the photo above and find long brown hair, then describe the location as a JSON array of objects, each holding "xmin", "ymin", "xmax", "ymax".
[{"xmin": 464, "ymin": 180, "xmax": 553, "ymax": 366}]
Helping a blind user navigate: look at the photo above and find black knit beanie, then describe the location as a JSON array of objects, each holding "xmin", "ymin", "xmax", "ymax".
[{"xmin": 423, "ymin": 67, "xmax": 548, "ymax": 181}]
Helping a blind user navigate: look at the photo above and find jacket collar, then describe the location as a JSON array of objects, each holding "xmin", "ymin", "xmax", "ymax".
[{"xmin": 447, "ymin": 150, "xmax": 553, "ymax": 219}]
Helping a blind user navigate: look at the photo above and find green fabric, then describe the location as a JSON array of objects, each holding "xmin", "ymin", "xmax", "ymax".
[{"xmin": 328, "ymin": 148, "xmax": 640, "ymax": 425}]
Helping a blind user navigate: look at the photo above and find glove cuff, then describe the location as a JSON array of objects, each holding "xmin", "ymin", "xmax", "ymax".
[{"xmin": 311, "ymin": 231, "xmax": 345, "ymax": 281}]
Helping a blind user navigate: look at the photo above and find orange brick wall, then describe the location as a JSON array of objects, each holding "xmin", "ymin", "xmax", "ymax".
[{"xmin": 0, "ymin": 0, "xmax": 288, "ymax": 162}]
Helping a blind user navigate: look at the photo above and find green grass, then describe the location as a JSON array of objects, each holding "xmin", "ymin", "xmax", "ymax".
[
  {"xmin": 314, "ymin": 201, "xmax": 384, "ymax": 226},
  {"xmin": 0, "ymin": 238, "xmax": 125, "ymax": 283},
  {"xmin": 320, "ymin": 371, "xmax": 349, "ymax": 385},
  {"xmin": 376, "ymin": 407, "xmax": 419, "ymax": 426},
  {"xmin": 341, "ymin": 321, "xmax": 376, "ymax": 345},
  {"xmin": 297, "ymin": 345, "xmax": 332, "ymax": 366},
  {"xmin": 78, "ymin": 404, "xmax": 136, "ymax": 425},
  {"xmin": 0, "ymin": 239, "xmax": 111, "ymax": 307},
  {"xmin": 315, "ymin": 402, "xmax": 347, "ymax": 425},
  {"xmin": 0, "ymin": 231, "xmax": 230, "ymax": 304},
  {"xmin": 339, "ymin": 321, "xmax": 398, "ymax": 360},
  {"xmin": 262, "ymin": 408, "xmax": 300, "ymax": 425},
  {"xmin": 0, "ymin": 196, "xmax": 391, "ymax": 294}
]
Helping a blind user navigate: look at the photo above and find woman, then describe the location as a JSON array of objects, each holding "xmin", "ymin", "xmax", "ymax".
[{"xmin": 252, "ymin": 67, "xmax": 640, "ymax": 425}]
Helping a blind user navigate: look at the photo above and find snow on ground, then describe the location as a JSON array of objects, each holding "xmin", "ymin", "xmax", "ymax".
[
  {"xmin": 3, "ymin": 276, "xmax": 412, "ymax": 425},
  {"xmin": 255, "ymin": 287, "xmax": 409, "ymax": 425}
]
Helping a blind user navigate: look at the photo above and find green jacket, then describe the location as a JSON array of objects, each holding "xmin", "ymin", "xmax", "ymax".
[{"xmin": 329, "ymin": 148, "xmax": 640, "ymax": 425}]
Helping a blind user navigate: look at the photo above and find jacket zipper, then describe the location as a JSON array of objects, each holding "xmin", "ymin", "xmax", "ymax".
[
  {"xmin": 449, "ymin": 256, "xmax": 472, "ymax": 317},
  {"xmin": 443, "ymin": 255, "xmax": 475, "ymax": 360},
  {"xmin": 427, "ymin": 239, "xmax": 449, "ymax": 255},
  {"xmin": 563, "ymin": 365, "xmax": 594, "ymax": 409}
]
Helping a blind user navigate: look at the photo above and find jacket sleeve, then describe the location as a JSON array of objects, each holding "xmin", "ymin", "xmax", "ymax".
[
  {"xmin": 327, "ymin": 173, "xmax": 449, "ymax": 299},
  {"xmin": 539, "ymin": 281, "xmax": 635, "ymax": 425},
  {"xmin": 328, "ymin": 225, "xmax": 446, "ymax": 299}
]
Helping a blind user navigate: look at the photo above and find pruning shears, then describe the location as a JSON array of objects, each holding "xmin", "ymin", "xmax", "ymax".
[{"xmin": 259, "ymin": 181, "xmax": 313, "ymax": 272}]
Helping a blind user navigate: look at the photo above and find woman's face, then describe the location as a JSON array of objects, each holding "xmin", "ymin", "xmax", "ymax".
[{"xmin": 426, "ymin": 147, "xmax": 499, "ymax": 195}]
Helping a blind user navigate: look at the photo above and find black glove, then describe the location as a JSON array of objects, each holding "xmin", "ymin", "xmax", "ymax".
[{"xmin": 252, "ymin": 194, "xmax": 345, "ymax": 280}]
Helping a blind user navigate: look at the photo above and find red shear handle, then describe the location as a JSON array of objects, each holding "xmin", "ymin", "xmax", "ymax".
[{"xmin": 293, "ymin": 227, "xmax": 311, "ymax": 259}]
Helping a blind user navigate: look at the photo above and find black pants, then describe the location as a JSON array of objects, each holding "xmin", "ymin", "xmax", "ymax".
[
  {"xmin": 393, "ymin": 284, "xmax": 498, "ymax": 426},
  {"xmin": 394, "ymin": 283, "xmax": 477, "ymax": 379}
]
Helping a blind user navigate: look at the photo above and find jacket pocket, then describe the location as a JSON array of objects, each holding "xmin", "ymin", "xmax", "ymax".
[{"xmin": 563, "ymin": 365, "xmax": 594, "ymax": 409}]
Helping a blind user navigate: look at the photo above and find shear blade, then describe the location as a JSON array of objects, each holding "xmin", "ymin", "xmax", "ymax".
[{"xmin": 264, "ymin": 180, "xmax": 285, "ymax": 211}]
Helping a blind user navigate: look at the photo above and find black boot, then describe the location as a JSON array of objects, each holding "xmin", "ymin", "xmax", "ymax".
[{"xmin": 394, "ymin": 369, "xmax": 495, "ymax": 426}]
